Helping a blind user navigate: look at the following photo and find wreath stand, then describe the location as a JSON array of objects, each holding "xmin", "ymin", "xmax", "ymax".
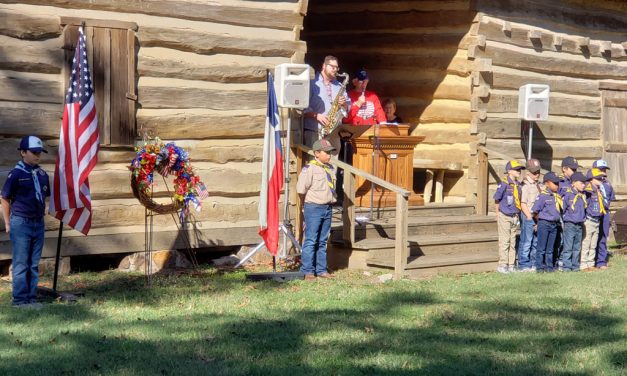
[
  {"xmin": 237, "ymin": 108, "xmax": 304, "ymax": 282},
  {"xmin": 132, "ymin": 171, "xmax": 200, "ymax": 284}
]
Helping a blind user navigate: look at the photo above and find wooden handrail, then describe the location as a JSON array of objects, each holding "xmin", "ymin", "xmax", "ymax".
[{"xmin": 294, "ymin": 143, "xmax": 409, "ymax": 280}]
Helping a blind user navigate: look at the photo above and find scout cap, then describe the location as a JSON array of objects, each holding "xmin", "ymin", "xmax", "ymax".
[
  {"xmin": 586, "ymin": 168, "xmax": 606, "ymax": 180},
  {"xmin": 354, "ymin": 69, "xmax": 368, "ymax": 81},
  {"xmin": 526, "ymin": 158, "xmax": 541, "ymax": 173},
  {"xmin": 561, "ymin": 156, "xmax": 580, "ymax": 170},
  {"xmin": 505, "ymin": 160, "xmax": 525, "ymax": 171},
  {"xmin": 543, "ymin": 172, "xmax": 560, "ymax": 183},
  {"xmin": 18, "ymin": 135, "xmax": 48, "ymax": 153},
  {"xmin": 592, "ymin": 159, "xmax": 610, "ymax": 170},
  {"xmin": 570, "ymin": 171, "xmax": 589, "ymax": 183},
  {"xmin": 312, "ymin": 138, "xmax": 336, "ymax": 152}
]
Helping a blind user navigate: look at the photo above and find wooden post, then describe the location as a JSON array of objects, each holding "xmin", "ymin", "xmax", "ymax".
[
  {"xmin": 424, "ymin": 169, "xmax": 434, "ymax": 203},
  {"xmin": 435, "ymin": 170, "xmax": 445, "ymax": 203},
  {"xmin": 476, "ymin": 148, "xmax": 489, "ymax": 215},
  {"xmin": 342, "ymin": 171, "xmax": 356, "ymax": 246},
  {"xmin": 393, "ymin": 192, "xmax": 408, "ymax": 281}
]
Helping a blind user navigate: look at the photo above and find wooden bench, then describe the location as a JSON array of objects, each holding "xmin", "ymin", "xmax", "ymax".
[{"xmin": 413, "ymin": 158, "xmax": 463, "ymax": 203}]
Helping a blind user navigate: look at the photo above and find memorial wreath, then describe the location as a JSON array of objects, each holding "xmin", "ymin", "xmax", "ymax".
[{"xmin": 129, "ymin": 138, "xmax": 208, "ymax": 216}]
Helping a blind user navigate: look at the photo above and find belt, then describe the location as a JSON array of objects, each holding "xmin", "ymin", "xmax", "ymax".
[
  {"xmin": 500, "ymin": 212, "xmax": 518, "ymax": 218},
  {"xmin": 586, "ymin": 216, "xmax": 601, "ymax": 223}
]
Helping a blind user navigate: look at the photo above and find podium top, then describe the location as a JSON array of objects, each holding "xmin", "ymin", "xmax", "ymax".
[{"xmin": 326, "ymin": 123, "xmax": 414, "ymax": 139}]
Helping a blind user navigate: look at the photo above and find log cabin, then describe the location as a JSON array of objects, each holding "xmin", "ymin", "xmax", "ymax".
[{"xmin": 0, "ymin": 0, "xmax": 625, "ymax": 274}]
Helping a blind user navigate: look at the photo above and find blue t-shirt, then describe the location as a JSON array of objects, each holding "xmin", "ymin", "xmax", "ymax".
[
  {"xmin": 1, "ymin": 162, "xmax": 50, "ymax": 218},
  {"xmin": 562, "ymin": 188, "xmax": 586, "ymax": 223},
  {"xmin": 531, "ymin": 189, "xmax": 562, "ymax": 222}
]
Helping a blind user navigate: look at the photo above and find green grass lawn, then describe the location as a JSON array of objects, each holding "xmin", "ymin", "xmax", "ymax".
[{"xmin": 1, "ymin": 254, "xmax": 626, "ymax": 376}]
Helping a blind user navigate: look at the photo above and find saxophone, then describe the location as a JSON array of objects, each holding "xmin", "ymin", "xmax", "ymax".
[{"xmin": 322, "ymin": 72, "xmax": 349, "ymax": 136}]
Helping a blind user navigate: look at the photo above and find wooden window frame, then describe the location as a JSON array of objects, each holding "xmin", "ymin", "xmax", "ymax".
[{"xmin": 60, "ymin": 17, "xmax": 138, "ymax": 147}]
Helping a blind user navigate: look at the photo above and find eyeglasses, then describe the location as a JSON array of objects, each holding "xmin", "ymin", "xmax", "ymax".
[{"xmin": 326, "ymin": 64, "xmax": 339, "ymax": 70}]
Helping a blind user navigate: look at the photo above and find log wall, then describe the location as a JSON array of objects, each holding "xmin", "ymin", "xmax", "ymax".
[
  {"xmin": 469, "ymin": 0, "xmax": 627, "ymax": 208},
  {"xmin": 0, "ymin": 1, "xmax": 306, "ymax": 259},
  {"xmin": 303, "ymin": 0, "xmax": 477, "ymax": 202}
]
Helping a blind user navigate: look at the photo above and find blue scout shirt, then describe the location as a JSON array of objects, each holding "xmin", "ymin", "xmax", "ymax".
[
  {"xmin": 584, "ymin": 184, "xmax": 606, "ymax": 218},
  {"xmin": 558, "ymin": 174, "xmax": 571, "ymax": 196},
  {"xmin": 599, "ymin": 178, "xmax": 615, "ymax": 209},
  {"xmin": 531, "ymin": 188, "xmax": 562, "ymax": 222},
  {"xmin": 493, "ymin": 176, "xmax": 521, "ymax": 216},
  {"xmin": 304, "ymin": 72, "xmax": 351, "ymax": 132},
  {"xmin": 562, "ymin": 187, "xmax": 586, "ymax": 223},
  {"xmin": 1, "ymin": 162, "xmax": 50, "ymax": 218}
]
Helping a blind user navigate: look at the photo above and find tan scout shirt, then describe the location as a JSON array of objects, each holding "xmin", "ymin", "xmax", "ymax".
[
  {"xmin": 296, "ymin": 161, "xmax": 336, "ymax": 205},
  {"xmin": 521, "ymin": 175, "xmax": 542, "ymax": 206}
]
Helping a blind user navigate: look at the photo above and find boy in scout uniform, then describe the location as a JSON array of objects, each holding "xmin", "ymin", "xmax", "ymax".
[
  {"xmin": 493, "ymin": 160, "xmax": 525, "ymax": 273},
  {"xmin": 592, "ymin": 160, "xmax": 615, "ymax": 269},
  {"xmin": 518, "ymin": 158, "xmax": 542, "ymax": 272},
  {"xmin": 1, "ymin": 136, "xmax": 50, "ymax": 308},
  {"xmin": 559, "ymin": 172, "xmax": 588, "ymax": 272},
  {"xmin": 297, "ymin": 138, "xmax": 337, "ymax": 280},
  {"xmin": 580, "ymin": 169, "xmax": 607, "ymax": 272},
  {"xmin": 531, "ymin": 172, "xmax": 563, "ymax": 272}
]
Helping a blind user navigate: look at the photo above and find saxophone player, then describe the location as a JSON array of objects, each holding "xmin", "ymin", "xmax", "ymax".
[
  {"xmin": 343, "ymin": 69, "xmax": 387, "ymax": 126},
  {"xmin": 303, "ymin": 56, "xmax": 350, "ymax": 148}
]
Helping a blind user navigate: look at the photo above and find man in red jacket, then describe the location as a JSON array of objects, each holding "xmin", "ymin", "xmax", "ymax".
[{"xmin": 343, "ymin": 69, "xmax": 387, "ymax": 126}]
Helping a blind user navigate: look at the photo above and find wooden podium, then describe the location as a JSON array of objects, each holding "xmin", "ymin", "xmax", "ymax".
[{"xmin": 351, "ymin": 123, "xmax": 424, "ymax": 207}]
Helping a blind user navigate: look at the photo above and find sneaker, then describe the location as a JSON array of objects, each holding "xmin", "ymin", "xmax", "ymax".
[
  {"xmin": 597, "ymin": 265, "xmax": 608, "ymax": 270},
  {"xmin": 497, "ymin": 265, "xmax": 509, "ymax": 274},
  {"xmin": 508, "ymin": 265, "xmax": 517, "ymax": 273}
]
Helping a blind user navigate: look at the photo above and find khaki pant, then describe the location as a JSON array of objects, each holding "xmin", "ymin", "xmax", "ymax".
[
  {"xmin": 581, "ymin": 219, "xmax": 600, "ymax": 269},
  {"xmin": 498, "ymin": 214, "xmax": 519, "ymax": 267}
]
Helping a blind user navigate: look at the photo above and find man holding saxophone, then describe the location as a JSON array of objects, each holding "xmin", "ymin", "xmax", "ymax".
[{"xmin": 303, "ymin": 56, "xmax": 350, "ymax": 148}]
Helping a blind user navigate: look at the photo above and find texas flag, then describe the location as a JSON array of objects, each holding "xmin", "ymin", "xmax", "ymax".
[{"xmin": 258, "ymin": 73, "xmax": 284, "ymax": 256}]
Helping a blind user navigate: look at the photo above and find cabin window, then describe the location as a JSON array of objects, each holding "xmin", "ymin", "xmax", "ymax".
[{"xmin": 61, "ymin": 19, "xmax": 137, "ymax": 146}]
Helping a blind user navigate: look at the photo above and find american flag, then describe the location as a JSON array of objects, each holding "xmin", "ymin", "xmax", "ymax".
[
  {"xmin": 49, "ymin": 26, "xmax": 99, "ymax": 235},
  {"xmin": 195, "ymin": 182, "xmax": 209, "ymax": 200}
]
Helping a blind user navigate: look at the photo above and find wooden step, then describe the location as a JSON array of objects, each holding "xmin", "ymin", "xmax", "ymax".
[
  {"xmin": 332, "ymin": 215, "xmax": 496, "ymax": 241},
  {"xmin": 350, "ymin": 203, "xmax": 475, "ymax": 219},
  {"xmin": 355, "ymin": 230, "xmax": 498, "ymax": 251},
  {"xmin": 367, "ymin": 249, "xmax": 498, "ymax": 270}
]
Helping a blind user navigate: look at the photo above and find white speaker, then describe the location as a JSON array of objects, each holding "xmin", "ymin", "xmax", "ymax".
[
  {"xmin": 274, "ymin": 63, "xmax": 310, "ymax": 109},
  {"xmin": 518, "ymin": 84, "xmax": 550, "ymax": 121}
]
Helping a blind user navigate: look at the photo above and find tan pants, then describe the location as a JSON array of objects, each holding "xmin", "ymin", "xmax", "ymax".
[
  {"xmin": 581, "ymin": 219, "xmax": 600, "ymax": 269},
  {"xmin": 497, "ymin": 214, "xmax": 519, "ymax": 267}
]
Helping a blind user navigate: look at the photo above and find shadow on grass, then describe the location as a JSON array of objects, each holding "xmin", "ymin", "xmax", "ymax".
[{"xmin": 0, "ymin": 283, "xmax": 624, "ymax": 376}]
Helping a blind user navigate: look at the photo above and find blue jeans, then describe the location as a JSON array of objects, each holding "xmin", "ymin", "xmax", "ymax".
[
  {"xmin": 560, "ymin": 222, "xmax": 583, "ymax": 271},
  {"xmin": 301, "ymin": 203, "xmax": 332, "ymax": 276},
  {"xmin": 518, "ymin": 215, "xmax": 537, "ymax": 269},
  {"xmin": 596, "ymin": 212, "xmax": 611, "ymax": 267},
  {"xmin": 536, "ymin": 220, "xmax": 558, "ymax": 272},
  {"xmin": 10, "ymin": 215, "xmax": 45, "ymax": 305}
]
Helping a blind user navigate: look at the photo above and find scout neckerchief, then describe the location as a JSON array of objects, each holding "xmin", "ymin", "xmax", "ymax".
[
  {"xmin": 584, "ymin": 183, "xmax": 607, "ymax": 215},
  {"xmin": 569, "ymin": 187, "xmax": 587, "ymax": 211},
  {"xmin": 541, "ymin": 187, "xmax": 563, "ymax": 213},
  {"xmin": 14, "ymin": 161, "xmax": 44, "ymax": 205},
  {"xmin": 501, "ymin": 175, "xmax": 521, "ymax": 210},
  {"xmin": 309, "ymin": 159, "xmax": 336, "ymax": 196}
]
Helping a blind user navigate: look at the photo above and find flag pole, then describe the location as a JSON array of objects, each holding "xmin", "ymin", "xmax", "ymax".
[{"xmin": 52, "ymin": 222, "xmax": 63, "ymax": 291}]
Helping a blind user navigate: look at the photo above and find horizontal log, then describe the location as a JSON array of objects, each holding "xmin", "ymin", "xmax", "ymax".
[
  {"xmin": 413, "ymin": 123, "xmax": 475, "ymax": 144},
  {"xmin": 605, "ymin": 142, "xmax": 627, "ymax": 153},
  {"xmin": 0, "ymin": 102, "xmax": 61, "ymax": 138},
  {"xmin": 604, "ymin": 97, "xmax": 627, "ymax": 108},
  {"xmin": 2, "ymin": 0, "xmax": 302, "ymax": 31},
  {"xmin": 481, "ymin": 41, "xmax": 627, "ymax": 80},
  {"xmin": 0, "ymin": 35, "xmax": 63, "ymax": 74},
  {"xmin": 475, "ymin": 116, "xmax": 600, "ymax": 140},
  {"xmin": 0, "ymin": 71, "xmax": 62, "ymax": 104},
  {"xmin": 475, "ymin": 0, "xmax": 627, "ymax": 35},
  {"xmin": 0, "ymin": 223, "xmax": 261, "ymax": 260},
  {"xmin": 305, "ymin": 10, "xmax": 476, "ymax": 32},
  {"xmin": 599, "ymin": 81, "xmax": 627, "ymax": 91},
  {"xmin": 414, "ymin": 144, "xmax": 471, "ymax": 167},
  {"xmin": 138, "ymin": 48, "xmax": 288, "ymax": 83},
  {"xmin": 489, "ymin": 66, "xmax": 600, "ymax": 97},
  {"xmin": 476, "ymin": 89, "xmax": 600, "ymax": 118},
  {"xmin": 139, "ymin": 26, "xmax": 305, "ymax": 58},
  {"xmin": 477, "ymin": 17, "xmax": 625, "ymax": 60},
  {"xmin": 136, "ymin": 109, "xmax": 266, "ymax": 139},
  {"xmin": 485, "ymin": 139, "xmax": 603, "ymax": 160},
  {"xmin": 307, "ymin": 32, "xmax": 469, "ymax": 52},
  {"xmin": 398, "ymin": 98, "xmax": 470, "ymax": 124},
  {"xmin": 138, "ymin": 77, "xmax": 266, "ymax": 110},
  {"xmin": 373, "ymin": 74, "xmax": 470, "ymax": 102},
  {"xmin": 0, "ymin": 7, "xmax": 61, "ymax": 39},
  {"xmin": 59, "ymin": 16, "xmax": 137, "ymax": 31}
]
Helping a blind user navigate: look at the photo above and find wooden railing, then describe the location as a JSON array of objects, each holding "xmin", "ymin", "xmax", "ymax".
[{"xmin": 294, "ymin": 143, "xmax": 411, "ymax": 280}]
